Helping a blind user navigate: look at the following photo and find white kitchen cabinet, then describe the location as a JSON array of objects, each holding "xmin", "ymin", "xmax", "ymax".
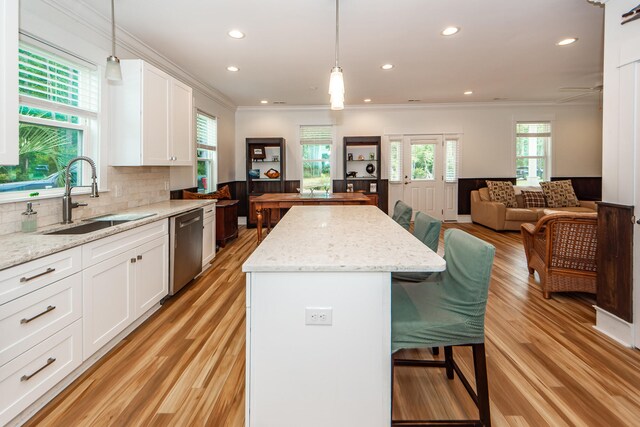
[
  {"xmin": 202, "ymin": 205, "xmax": 216, "ymax": 268},
  {"xmin": 134, "ymin": 235, "xmax": 168, "ymax": 317},
  {"xmin": 109, "ymin": 59, "xmax": 193, "ymax": 166},
  {"xmin": 82, "ymin": 223, "xmax": 169, "ymax": 360},
  {"xmin": 0, "ymin": 0, "xmax": 19, "ymax": 165}
]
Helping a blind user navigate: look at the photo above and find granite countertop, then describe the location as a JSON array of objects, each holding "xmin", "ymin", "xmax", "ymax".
[
  {"xmin": 0, "ymin": 200, "xmax": 216, "ymax": 271},
  {"xmin": 242, "ymin": 205, "xmax": 445, "ymax": 273}
]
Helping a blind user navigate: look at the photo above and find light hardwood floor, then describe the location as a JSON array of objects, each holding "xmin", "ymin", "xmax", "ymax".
[{"xmin": 25, "ymin": 223, "xmax": 640, "ymax": 426}]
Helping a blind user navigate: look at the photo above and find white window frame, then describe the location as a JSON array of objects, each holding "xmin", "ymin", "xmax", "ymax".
[
  {"xmin": 195, "ymin": 110, "xmax": 217, "ymax": 193},
  {"xmin": 444, "ymin": 135, "xmax": 460, "ymax": 183},
  {"xmin": 299, "ymin": 125, "xmax": 334, "ymax": 193},
  {"xmin": 515, "ymin": 121, "xmax": 552, "ymax": 186},
  {"xmin": 388, "ymin": 135, "xmax": 403, "ymax": 184},
  {"xmin": 0, "ymin": 41, "xmax": 101, "ymax": 203}
]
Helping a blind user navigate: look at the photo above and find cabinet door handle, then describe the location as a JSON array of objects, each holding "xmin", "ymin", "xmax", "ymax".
[
  {"xmin": 137, "ymin": 255, "xmax": 142, "ymax": 260},
  {"xmin": 20, "ymin": 305, "xmax": 56, "ymax": 324},
  {"xmin": 20, "ymin": 268, "xmax": 56, "ymax": 283},
  {"xmin": 131, "ymin": 258, "xmax": 137, "ymax": 263},
  {"xmin": 21, "ymin": 357, "xmax": 56, "ymax": 381}
]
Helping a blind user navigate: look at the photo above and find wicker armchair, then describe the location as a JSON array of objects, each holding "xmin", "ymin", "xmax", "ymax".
[{"xmin": 521, "ymin": 212, "xmax": 598, "ymax": 299}]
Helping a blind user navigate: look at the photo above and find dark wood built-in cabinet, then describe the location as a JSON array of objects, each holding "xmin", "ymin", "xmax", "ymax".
[
  {"xmin": 246, "ymin": 137, "xmax": 286, "ymax": 227},
  {"xmin": 596, "ymin": 202, "xmax": 634, "ymax": 322},
  {"xmin": 342, "ymin": 136, "xmax": 382, "ymax": 208}
]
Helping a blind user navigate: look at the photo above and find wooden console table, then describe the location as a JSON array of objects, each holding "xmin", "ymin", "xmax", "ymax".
[
  {"xmin": 252, "ymin": 192, "xmax": 373, "ymax": 242},
  {"xmin": 216, "ymin": 199, "xmax": 239, "ymax": 248}
]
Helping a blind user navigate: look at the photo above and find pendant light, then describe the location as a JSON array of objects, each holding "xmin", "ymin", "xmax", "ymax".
[
  {"xmin": 105, "ymin": 0, "xmax": 122, "ymax": 81},
  {"xmin": 328, "ymin": 0, "xmax": 344, "ymax": 110}
]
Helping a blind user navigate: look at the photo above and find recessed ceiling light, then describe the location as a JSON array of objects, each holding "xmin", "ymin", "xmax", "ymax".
[
  {"xmin": 228, "ymin": 30, "xmax": 245, "ymax": 39},
  {"xmin": 381, "ymin": 64, "xmax": 394, "ymax": 70},
  {"xmin": 557, "ymin": 37, "xmax": 578, "ymax": 46},
  {"xmin": 464, "ymin": 91, "xmax": 473, "ymax": 95},
  {"xmin": 227, "ymin": 66, "xmax": 239, "ymax": 72},
  {"xmin": 364, "ymin": 98, "xmax": 372, "ymax": 103},
  {"xmin": 260, "ymin": 100, "xmax": 268, "ymax": 104},
  {"xmin": 441, "ymin": 26, "xmax": 460, "ymax": 36}
]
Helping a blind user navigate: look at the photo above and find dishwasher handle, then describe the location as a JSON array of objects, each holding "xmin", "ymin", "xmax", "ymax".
[{"xmin": 179, "ymin": 216, "xmax": 201, "ymax": 228}]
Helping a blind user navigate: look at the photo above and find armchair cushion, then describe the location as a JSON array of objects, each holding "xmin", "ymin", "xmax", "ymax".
[
  {"xmin": 540, "ymin": 180, "xmax": 580, "ymax": 208},
  {"xmin": 486, "ymin": 181, "xmax": 518, "ymax": 208}
]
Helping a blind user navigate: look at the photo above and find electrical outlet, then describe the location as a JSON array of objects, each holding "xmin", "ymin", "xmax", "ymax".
[{"xmin": 305, "ymin": 307, "xmax": 333, "ymax": 326}]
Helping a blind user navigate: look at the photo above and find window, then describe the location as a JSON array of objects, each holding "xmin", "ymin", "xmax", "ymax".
[
  {"xmin": 444, "ymin": 136, "xmax": 460, "ymax": 183},
  {"xmin": 0, "ymin": 43, "xmax": 99, "ymax": 197},
  {"xmin": 388, "ymin": 136, "xmax": 402, "ymax": 183},
  {"xmin": 196, "ymin": 112, "xmax": 217, "ymax": 193},
  {"xmin": 410, "ymin": 143, "xmax": 435, "ymax": 180},
  {"xmin": 300, "ymin": 125, "xmax": 333, "ymax": 192},
  {"xmin": 516, "ymin": 122, "xmax": 550, "ymax": 186}
]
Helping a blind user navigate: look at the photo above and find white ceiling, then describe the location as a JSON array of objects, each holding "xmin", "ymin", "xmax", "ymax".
[{"xmin": 82, "ymin": 0, "xmax": 604, "ymax": 107}]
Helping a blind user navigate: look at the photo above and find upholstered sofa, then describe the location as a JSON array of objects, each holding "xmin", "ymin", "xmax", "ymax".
[{"xmin": 471, "ymin": 187, "xmax": 597, "ymax": 231}]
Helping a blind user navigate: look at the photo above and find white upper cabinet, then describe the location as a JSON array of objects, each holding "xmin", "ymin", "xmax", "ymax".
[
  {"xmin": 109, "ymin": 59, "xmax": 194, "ymax": 166},
  {"xmin": 0, "ymin": 0, "xmax": 18, "ymax": 166}
]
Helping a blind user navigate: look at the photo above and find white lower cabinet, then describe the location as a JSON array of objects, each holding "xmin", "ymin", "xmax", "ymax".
[
  {"xmin": 83, "ymin": 231, "xmax": 168, "ymax": 360},
  {"xmin": 0, "ymin": 320, "xmax": 82, "ymax": 425},
  {"xmin": 202, "ymin": 206, "xmax": 216, "ymax": 268}
]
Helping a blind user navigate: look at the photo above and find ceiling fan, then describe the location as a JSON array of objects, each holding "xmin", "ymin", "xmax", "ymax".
[{"xmin": 556, "ymin": 85, "xmax": 603, "ymax": 103}]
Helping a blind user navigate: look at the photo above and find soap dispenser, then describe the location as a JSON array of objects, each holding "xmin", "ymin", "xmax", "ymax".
[{"xmin": 21, "ymin": 202, "xmax": 37, "ymax": 233}]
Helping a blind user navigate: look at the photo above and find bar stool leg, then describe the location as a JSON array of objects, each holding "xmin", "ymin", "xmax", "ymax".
[{"xmin": 473, "ymin": 343, "xmax": 491, "ymax": 427}]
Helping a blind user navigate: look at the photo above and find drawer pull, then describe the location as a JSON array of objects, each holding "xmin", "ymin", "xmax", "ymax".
[
  {"xmin": 20, "ymin": 305, "xmax": 56, "ymax": 324},
  {"xmin": 20, "ymin": 268, "xmax": 56, "ymax": 283},
  {"xmin": 205, "ymin": 209, "xmax": 213, "ymax": 213},
  {"xmin": 21, "ymin": 357, "xmax": 56, "ymax": 381}
]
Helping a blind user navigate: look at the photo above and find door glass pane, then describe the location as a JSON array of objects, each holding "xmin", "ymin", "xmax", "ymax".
[{"xmin": 411, "ymin": 144, "xmax": 435, "ymax": 181}]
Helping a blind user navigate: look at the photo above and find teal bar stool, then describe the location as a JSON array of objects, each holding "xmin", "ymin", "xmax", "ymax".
[
  {"xmin": 392, "ymin": 200, "xmax": 412, "ymax": 230},
  {"xmin": 392, "ymin": 229, "xmax": 496, "ymax": 427},
  {"xmin": 392, "ymin": 212, "xmax": 441, "ymax": 282}
]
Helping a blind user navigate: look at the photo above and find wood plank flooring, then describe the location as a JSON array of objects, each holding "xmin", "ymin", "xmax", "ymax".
[{"xmin": 25, "ymin": 222, "xmax": 640, "ymax": 426}]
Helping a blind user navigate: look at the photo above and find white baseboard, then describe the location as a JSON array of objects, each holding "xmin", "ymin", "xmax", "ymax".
[{"xmin": 593, "ymin": 305, "xmax": 635, "ymax": 348}]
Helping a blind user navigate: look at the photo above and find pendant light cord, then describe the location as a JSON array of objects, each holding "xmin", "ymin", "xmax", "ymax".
[
  {"xmin": 335, "ymin": 0, "xmax": 339, "ymax": 68},
  {"xmin": 111, "ymin": 0, "xmax": 116, "ymax": 56}
]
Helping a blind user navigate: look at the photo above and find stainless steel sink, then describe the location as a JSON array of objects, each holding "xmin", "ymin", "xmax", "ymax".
[
  {"xmin": 90, "ymin": 213, "xmax": 156, "ymax": 222},
  {"xmin": 44, "ymin": 220, "xmax": 130, "ymax": 235}
]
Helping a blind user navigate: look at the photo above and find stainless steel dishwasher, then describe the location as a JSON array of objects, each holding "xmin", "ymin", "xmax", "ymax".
[{"xmin": 169, "ymin": 208, "xmax": 203, "ymax": 295}]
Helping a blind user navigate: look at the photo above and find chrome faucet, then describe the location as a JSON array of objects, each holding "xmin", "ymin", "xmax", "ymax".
[{"xmin": 61, "ymin": 156, "xmax": 99, "ymax": 224}]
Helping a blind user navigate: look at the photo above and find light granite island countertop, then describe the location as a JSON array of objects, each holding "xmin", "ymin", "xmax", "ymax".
[
  {"xmin": 242, "ymin": 205, "xmax": 445, "ymax": 427},
  {"xmin": 0, "ymin": 199, "xmax": 216, "ymax": 271}
]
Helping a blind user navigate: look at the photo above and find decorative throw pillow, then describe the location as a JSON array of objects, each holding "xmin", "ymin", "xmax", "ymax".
[
  {"xmin": 539, "ymin": 180, "xmax": 580, "ymax": 208},
  {"xmin": 521, "ymin": 190, "xmax": 546, "ymax": 208},
  {"xmin": 485, "ymin": 181, "xmax": 518, "ymax": 208},
  {"xmin": 183, "ymin": 185, "xmax": 232, "ymax": 200}
]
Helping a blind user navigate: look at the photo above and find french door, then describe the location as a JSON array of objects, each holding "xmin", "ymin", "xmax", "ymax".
[{"xmin": 402, "ymin": 135, "xmax": 443, "ymax": 220}]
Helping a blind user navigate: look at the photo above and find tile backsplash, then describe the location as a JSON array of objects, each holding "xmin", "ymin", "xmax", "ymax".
[{"xmin": 0, "ymin": 166, "xmax": 170, "ymax": 236}]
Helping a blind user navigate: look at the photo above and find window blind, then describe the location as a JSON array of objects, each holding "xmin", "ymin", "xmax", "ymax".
[
  {"xmin": 445, "ymin": 136, "xmax": 460, "ymax": 183},
  {"xmin": 196, "ymin": 112, "xmax": 217, "ymax": 148},
  {"xmin": 18, "ymin": 44, "xmax": 99, "ymax": 114},
  {"xmin": 300, "ymin": 125, "xmax": 333, "ymax": 145},
  {"xmin": 388, "ymin": 137, "xmax": 403, "ymax": 183}
]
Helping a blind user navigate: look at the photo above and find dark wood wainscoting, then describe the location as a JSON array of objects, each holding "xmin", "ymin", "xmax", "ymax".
[
  {"xmin": 333, "ymin": 179, "xmax": 388, "ymax": 214},
  {"xmin": 551, "ymin": 177, "xmax": 602, "ymax": 201},
  {"xmin": 457, "ymin": 178, "xmax": 516, "ymax": 215},
  {"xmin": 596, "ymin": 202, "xmax": 634, "ymax": 322}
]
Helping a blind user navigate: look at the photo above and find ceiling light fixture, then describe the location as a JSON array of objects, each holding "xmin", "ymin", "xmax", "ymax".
[
  {"xmin": 328, "ymin": 0, "xmax": 344, "ymax": 110},
  {"xmin": 228, "ymin": 30, "xmax": 245, "ymax": 39},
  {"xmin": 105, "ymin": 0, "xmax": 122, "ymax": 81},
  {"xmin": 227, "ymin": 65, "xmax": 239, "ymax": 72},
  {"xmin": 441, "ymin": 26, "xmax": 460, "ymax": 36},
  {"xmin": 381, "ymin": 63, "xmax": 394, "ymax": 70},
  {"xmin": 464, "ymin": 91, "xmax": 473, "ymax": 95},
  {"xmin": 364, "ymin": 98, "xmax": 372, "ymax": 103},
  {"xmin": 557, "ymin": 37, "xmax": 578, "ymax": 46},
  {"xmin": 260, "ymin": 100, "xmax": 268, "ymax": 104}
]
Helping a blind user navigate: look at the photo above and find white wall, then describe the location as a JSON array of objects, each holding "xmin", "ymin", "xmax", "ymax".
[
  {"xmin": 235, "ymin": 103, "xmax": 602, "ymax": 182},
  {"xmin": 598, "ymin": 0, "xmax": 640, "ymax": 347}
]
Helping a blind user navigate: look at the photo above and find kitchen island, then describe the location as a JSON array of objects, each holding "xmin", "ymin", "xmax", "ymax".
[{"xmin": 242, "ymin": 205, "xmax": 445, "ymax": 426}]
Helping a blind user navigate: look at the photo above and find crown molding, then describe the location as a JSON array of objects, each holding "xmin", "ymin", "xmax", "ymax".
[
  {"xmin": 236, "ymin": 99, "xmax": 600, "ymax": 112},
  {"xmin": 39, "ymin": 0, "xmax": 237, "ymax": 111}
]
